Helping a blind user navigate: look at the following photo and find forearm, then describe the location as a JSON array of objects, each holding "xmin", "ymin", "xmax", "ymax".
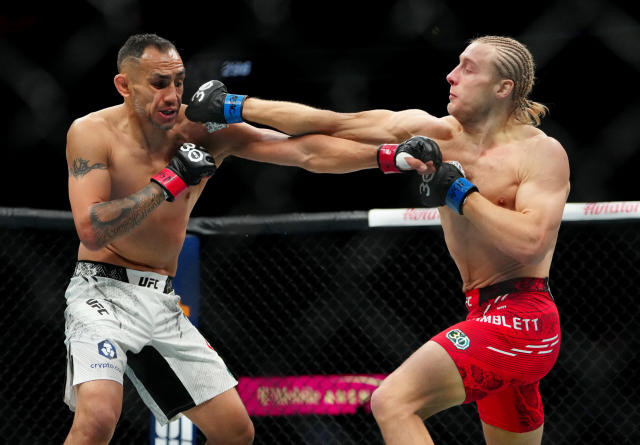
[
  {"xmin": 242, "ymin": 98, "xmax": 398, "ymax": 143},
  {"xmin": 84, "ymin": 183, "xmax": 165, "ymax": 250},
  {"xmin": 297, "ymin": 134, "xmax": 378, "ymax": 173},
  {"xmin": 187, "ymin": 80, "xmax": 410, "ymax": 143},
  {"xmin": 462, "ymin": 193, "xmax": 547, "ymax": 264}
]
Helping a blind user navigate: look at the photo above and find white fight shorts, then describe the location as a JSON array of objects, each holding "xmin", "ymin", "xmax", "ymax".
[{"xmin": 63, "ymin": 260, "xmax": 237, "ymax": 425}]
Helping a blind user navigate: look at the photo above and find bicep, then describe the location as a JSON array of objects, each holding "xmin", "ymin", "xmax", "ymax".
[
  {"xmin": 66, "ymin": 122, "xmax": 112, "ymax": 220},
  {"xmin": 515, "ymin": 144, "xmax": 570, "ymax": 232},
  {"xmin": 324, "ymin": 109, "xmax": 451, "ymax": 144},
  {"xmin": 388, "ymin": 110, "xmax": 453, "ymax": 141}
]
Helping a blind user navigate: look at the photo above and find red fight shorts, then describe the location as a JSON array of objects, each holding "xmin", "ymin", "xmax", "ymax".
[{"xmin": 431, "ymin": 277, "xmax": 560, "ymax": 433}]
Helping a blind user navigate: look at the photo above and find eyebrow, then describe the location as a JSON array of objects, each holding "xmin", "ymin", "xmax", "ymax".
[
  {"xmin": 149, "ymin": 70, "xmax": 186, "ymax": 80},
  {"xmin": 460, "ymin": 56, "xmax": 478, "ymax": 69}
]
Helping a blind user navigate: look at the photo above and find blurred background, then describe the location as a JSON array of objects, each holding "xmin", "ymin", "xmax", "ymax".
[
  {"xmin": 2, "ymin": 0, "xmax": 639, "ymax": 216},
  {"xmin": 2, "ymin": 2, "xmax": 640, "ymax": 444}
]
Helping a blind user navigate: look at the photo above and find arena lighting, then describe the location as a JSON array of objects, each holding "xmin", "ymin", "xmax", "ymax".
[{"xmin": 220, "ymin": 60, "xmax": 253, "ymax": 77}]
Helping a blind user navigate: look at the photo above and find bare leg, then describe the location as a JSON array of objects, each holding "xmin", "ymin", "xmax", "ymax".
[
  {"xmin": 370, "ymin": 341, "xmax": 466, "ymax": 445},
  {"xmin": 482, "ymin": 422, "xmax": 543, "ymax": 445},
  {"xmin": 64, "ymin": 380, "xmax": 123, "ymax": 445},
  {"xmin": 183, "ymin": 387, "xmax": 254, "ymax": 445}
]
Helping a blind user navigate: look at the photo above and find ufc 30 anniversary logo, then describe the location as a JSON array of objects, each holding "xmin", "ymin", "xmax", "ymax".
[
  {"xmin": 446, "ymin": 329, "xmax": 470, "ymax": 350},
  {"xmin": 179, "ymin": 143, "xmax": 204, "ymax": 162}
]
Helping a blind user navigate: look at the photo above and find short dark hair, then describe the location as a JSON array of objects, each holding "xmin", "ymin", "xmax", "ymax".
[{"xmin": 117, "ymin": 34, "xmax": 177, "ymax": 72}]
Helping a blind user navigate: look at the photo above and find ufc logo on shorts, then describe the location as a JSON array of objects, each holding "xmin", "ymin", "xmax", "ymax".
[
  {"xmin": 139, "ymin": 277, "xmax": 159, "ymax": 289},
  {"xmin": 86, "ymin": 299, "xmax": 109, "ymax": 315}
]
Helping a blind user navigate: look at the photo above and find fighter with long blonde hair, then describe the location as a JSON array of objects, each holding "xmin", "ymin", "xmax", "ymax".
[{"xmin": 187, "ymin": 35, "xmax": 570, "ymax": 445}]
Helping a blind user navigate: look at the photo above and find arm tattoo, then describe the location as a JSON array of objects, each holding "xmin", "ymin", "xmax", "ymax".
[
  {"xmin": 69, "ymin": 158, "xmax": 107, "ymax": 178},
  {"xmin": 89, "ymin": 183, "xmax": 165, "ymax": 247}
]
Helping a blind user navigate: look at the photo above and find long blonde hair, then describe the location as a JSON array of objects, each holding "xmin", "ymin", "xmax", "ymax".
[{"xmin": 472, "ymin": 36, "xmax": 548, "ymax": 126}]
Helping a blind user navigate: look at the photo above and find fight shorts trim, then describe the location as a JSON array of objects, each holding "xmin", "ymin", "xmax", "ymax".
[
  {"xmin": 465, "ymin": 277, "xmax": 551, "ymax": 310},
  {"xmin": 73, "ymin": 260, "xmax": 174, "ymax": 294}
]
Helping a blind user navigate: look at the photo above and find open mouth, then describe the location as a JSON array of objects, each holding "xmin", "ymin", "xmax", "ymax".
[{"xmin": 159, "ymin": 110, "xmax": 177, "ymax": 118}]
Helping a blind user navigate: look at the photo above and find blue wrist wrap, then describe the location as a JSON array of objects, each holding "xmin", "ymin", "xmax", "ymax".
[
  {"xmin": 445, "ymin": 178, "xmax": 478, "ymax": 214},
  {"xmin": 223, "ymin": 94, "xmax": 247, "ymax": 123}
]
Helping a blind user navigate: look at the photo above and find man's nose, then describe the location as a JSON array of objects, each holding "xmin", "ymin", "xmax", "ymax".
[
  {"xmin": 163, "ymin": 84, "xmax": 179, "ymax": 103},
  {"xmin": 446, "ymin": 71, "xmax": 456, "ymax": 85}
]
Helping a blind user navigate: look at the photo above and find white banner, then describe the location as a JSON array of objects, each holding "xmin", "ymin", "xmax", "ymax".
[{"xmin": 368, "ymin": 202, "xmax": 640, "ymax": 227}]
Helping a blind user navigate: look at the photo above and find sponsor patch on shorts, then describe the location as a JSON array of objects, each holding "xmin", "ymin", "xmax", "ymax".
[
  {"xmin": 446, "ymin": 329, "xmax": 470, "ymax": 350},
  {"xmin": 98, "ymin": 340, "xmax": 117, "ymax": 359}
]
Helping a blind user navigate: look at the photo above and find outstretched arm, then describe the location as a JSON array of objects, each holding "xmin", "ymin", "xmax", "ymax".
[
  {"xmin": 209, "ymin": 123, "xmax": 434, "ymax": 174},
  {"xmin": 186, "ymin": 80, "xmax": 451, "ymax": 144},
  {"xmin": 242, "ymin": 99, "xmax": 411, "ymax": 142},
  {"xmin": 235, "ymin": 132, "xmax": 378, "ymax": 174}
]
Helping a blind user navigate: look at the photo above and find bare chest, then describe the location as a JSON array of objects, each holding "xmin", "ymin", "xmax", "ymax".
[
  {"xmin": 441, "ymin": 142, "xmax": 521, "ymax": 210},
  {"xmin": 108, "ymin": 133, "xmax": 184, "ymax": 199}
]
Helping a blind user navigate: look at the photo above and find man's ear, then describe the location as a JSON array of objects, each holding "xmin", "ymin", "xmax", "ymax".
[
  {"xmin": 114, "ymin": 73, "xmax": 130, "ymax": 98},
  {"xmin": 496, "ymin": 79, "xmax": 514, "ymax": 100}
]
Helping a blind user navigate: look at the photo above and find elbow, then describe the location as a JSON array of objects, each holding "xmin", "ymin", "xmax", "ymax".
[
  {"xmin": 298, "ymin": 152, "xmax": 335, "ymax": 174},
  {"xmin": 515, "ymin": 250, "xmax": 545, "ymax": 267},
  {"xmin": 76, "ymin": 222, "xmax": 104, "ymax": 251},
  {"xmin": 298, "ymin": 155, "xmax": 321, "ymax": 173},
  {"xmin": 82, "ymin": 240, "xmax": 104, "ymax": 252},
  {"xmin": 513, "ymin": 232, "xmax": 547, "ymax": 265}
]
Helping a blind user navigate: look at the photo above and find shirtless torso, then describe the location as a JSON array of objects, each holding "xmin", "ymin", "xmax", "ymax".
[
  {"xmin": 241, "ymin": 101, "xmax": 569, "ymax": 291},
  {"xmin": 229, "ymin": 35, "xmax": 570, "ymax": 444},
  {"xmin": 423, "ymin": 115, "xmax": 567, "ymax": 291},
  {"xmin": 67, "ymin": 89, "xmax": 381, "ymax": 276},
  {"xmin": 63, "ymin": 35, "xmax": 398, "ymax": 445},
  {"xmin": 69, "ymin": 104, "xmax": 220, "ymax": 275}
]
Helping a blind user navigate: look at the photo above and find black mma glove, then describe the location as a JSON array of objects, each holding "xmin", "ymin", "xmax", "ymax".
[
  {"xmin": 419, "ymin": 161, "xmax": 478, "ymax": 214},
  {"xmin": 185, "ymin": 80, "xmax": 247, "ymax": 125},
  {"xmin": 151, "ymin": 143, "xmax": 216, "ymax": 202},
  {"xmin": 377, "ymin": 135, "xmax": 442, "ymax": 174}
]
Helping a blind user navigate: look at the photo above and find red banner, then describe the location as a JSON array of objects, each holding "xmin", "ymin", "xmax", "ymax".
[{"xmin": 237, "ymin": 374, "xmax": 387, "ymax": 416}]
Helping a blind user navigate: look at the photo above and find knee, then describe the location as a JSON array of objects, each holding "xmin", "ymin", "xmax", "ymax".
[
  {"xmin": 68, "ymin": 404, "xmax": 120, "ymax": 444},
  {"xmin": 234, "ymin": 418, "xmax": 255, "ymax": 445},
  {"xmin": 204, "ymin": 416, "xmax": 254, "ymax": 445},
  {"xmin": 370, "ymin": 383, "xmax": 397, "ymax": 424}
]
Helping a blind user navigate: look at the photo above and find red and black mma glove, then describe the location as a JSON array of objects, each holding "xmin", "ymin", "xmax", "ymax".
[
  {"xmin": 151, "ymin": 143, "xmax": 216, "ymax": 202},
  {"xmin": 185, "ymin": 80, "xmax": 247, "ymax": 125},
  {"xmin": 419, "ymin": 161, "xmax": 478, "ymax": 214},
  {"xmin": 377, "ymin": 135, "xmax": 443, "ymax": 173}
]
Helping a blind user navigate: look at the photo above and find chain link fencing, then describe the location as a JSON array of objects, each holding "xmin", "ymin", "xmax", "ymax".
[{"xmin": 0, "ymin": 208, "xmax": 638, "ymax": 444}]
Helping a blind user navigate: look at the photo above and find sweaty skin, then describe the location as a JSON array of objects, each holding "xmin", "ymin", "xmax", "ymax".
[
  {"xmin": 240, "ymin": 104, "xmax": 568, "ymax": 291},
  {"xmin": 232, "ymin": 38, "xmax": 569, "ymax": 445},
  {"xmin": 66, "ymin": 47, "xmax": 415, "ymax": 277},
  {"xmin": 434, "ymin": 115, "xmax": 568, "ymax": 291},
  {"xmin": 240, "ymin": 42, "xmax": 570, "ymax": 292}
]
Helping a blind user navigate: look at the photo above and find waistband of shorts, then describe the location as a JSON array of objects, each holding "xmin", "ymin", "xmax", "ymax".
[
  {"xmin": 72, "ymin": 260, "xmax": 174, "ymax": 294},
  {"xmin": 464, "ymin": 277, "xmax": 550, "ymax": 309}
]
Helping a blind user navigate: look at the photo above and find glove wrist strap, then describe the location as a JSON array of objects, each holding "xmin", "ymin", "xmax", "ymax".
[
  {"xmin": 223, "ymin": 94, "xmax": 247, "ymax": 123},
  {"xmin": 377, "ymin": 144, "xmax": 400, "ymax": 174},
  {"xmin": 445, "ymin": 178, "xmax": 478, "ymax": 214},
  {"xmin": 151, "ymin": 168, "xmax": 187, "ymax": 202}
]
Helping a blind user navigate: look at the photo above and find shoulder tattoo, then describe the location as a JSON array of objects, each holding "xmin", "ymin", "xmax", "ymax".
[{"xmin": 69, "ymin": 158, "xmax": 107, "ymax": 178}]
